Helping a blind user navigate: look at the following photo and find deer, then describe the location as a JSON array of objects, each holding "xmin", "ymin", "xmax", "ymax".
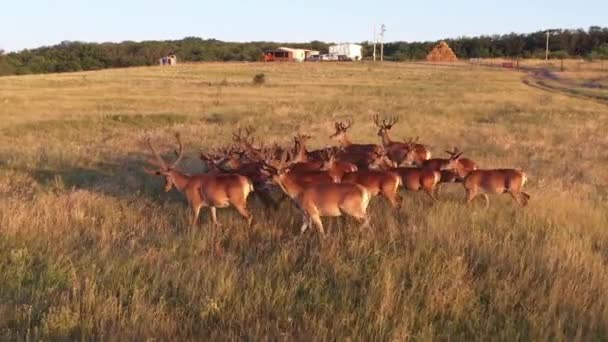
[
  {"xmin": 257, "ymin": 150, "xmax": 336, "ymax": 202},
  {"xmin": 341, "ymin": 167, "xmax": 402, "ymax": 208},
  {"xmin": 232, "ymin": 126, "xmax": 286, "ymax": 162},
  {"xmin": 329, "ymin": 120, "xmax": 383, "ymax": 155},
  {"xmin": 416, "ymin": 146, "xmax": 478, "ymax": 190},
  {"xmin": 372, "ymin": 114, "xmax": 428, "ymax": 166},
  {"xmin": 438, "ymin": 147, "xmax": 478, "ymax": 183},
  {"xmin": 288, "ymin": 133, "xmax": 327, "ymax": 172},
  {"xmin": 144, "ymin": 133, "xmax": 254, "ymax": 227},
  {"xmin": 390, "ymin": 167, "xmax": 442, "ymax": 201},
  {"xmin": 442, "ymin": 153, "xmax": 530, "ymax": 208},
  {"xmin": 292, "ymin": 133, "xmax": 330, "ymax": 164},
  {"xmin": 261, "ymin": 155, "xmax": 372, "ymax": 236},
  {"xmin": 402, "ymin": 137, "xmax": 432, "ymax": 166},
  {"xmin": 200, "ymin": 150, "xmax": 280, "ymax": 210}
]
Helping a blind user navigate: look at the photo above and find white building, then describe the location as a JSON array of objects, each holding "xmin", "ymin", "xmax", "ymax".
[
  {"xmin": 265, "ymin": 47, "xmax": 319, "ymax": 62},
  {"xmin": 159, "ymin": 54, "xmax": 177, "ymax": 66},
  {"xmin": 329, "ymin": 44, "xmax": 363, "ymax": 61}
]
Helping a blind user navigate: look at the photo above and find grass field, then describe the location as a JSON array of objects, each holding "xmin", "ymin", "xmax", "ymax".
[{"xmin": 1, "ymin": 62, "xmax": 608, "ymax": 340}]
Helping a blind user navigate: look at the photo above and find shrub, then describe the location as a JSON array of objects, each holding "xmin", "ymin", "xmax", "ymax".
[{"xmin": 253, "ymin": 73, "xmax": 266, "ymax": 85}]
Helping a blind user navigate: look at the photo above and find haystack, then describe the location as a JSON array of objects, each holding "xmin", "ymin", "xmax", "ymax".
[{"xmin": 426, "ymin": 41, "xmax": 458, "ymax": 62}]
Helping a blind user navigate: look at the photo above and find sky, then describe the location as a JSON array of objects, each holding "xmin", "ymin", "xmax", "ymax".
[{"xmin": 1, "ymin": 0, "xmax": 606, "ymax": 52}]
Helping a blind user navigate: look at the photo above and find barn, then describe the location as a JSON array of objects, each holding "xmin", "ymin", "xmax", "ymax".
[
  {"xmin": 329, "ymin": 44, "xmax": 363, "ymax": 61},
  {"xmin": 263, "ymin": 47, "xmax": 319, "ymax": 62}
]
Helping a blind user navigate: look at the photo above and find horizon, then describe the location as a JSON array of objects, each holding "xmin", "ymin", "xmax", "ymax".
[
  {"xmin": 1, "ymin": 0, "xmax": 607, "ymax": 52},
  {"xmin": 2, "ymin": 25, "xmax": 607, "ymax": 53}
]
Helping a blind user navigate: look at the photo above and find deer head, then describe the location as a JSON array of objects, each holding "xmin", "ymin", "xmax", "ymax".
[
  {"xmin": 445, "ymin": 147, "xmax": 462, "ymax": 158},
  {"xmin": 368, "ymin": 148, "xmax": 397, "ymax": 170},
  {"xmin": 373, "ymin": 114, "xmax": 399, "ymax": 137},
  {"xmin": 329, "ymin": 120, "xmax": 353, "ymax": 141},
  {"xmin": 442, "ymin": 151, "xmax": 464, "ymax": 171},
  {"xmin": 143, "ymin": 133, "xmax": 185, "ymax": 192}
]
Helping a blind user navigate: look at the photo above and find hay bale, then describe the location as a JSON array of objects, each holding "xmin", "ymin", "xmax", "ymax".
[{"xmin": 426, "ymin": 41, "xmax": 458, "ymax": 62}]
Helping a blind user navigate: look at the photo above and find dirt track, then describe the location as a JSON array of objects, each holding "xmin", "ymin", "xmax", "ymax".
[{"xmin": 522, "ymin": 68, "xmax": 608, "ymax": 105}]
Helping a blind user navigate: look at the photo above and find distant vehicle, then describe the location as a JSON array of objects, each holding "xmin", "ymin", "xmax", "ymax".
[
  {"xmin": 320, "ymin": 54, "xmax": 340, "ymax": 61},
  {"xmin": 306, "ymin": 55, "xmax": 321, "ymax": 62}
]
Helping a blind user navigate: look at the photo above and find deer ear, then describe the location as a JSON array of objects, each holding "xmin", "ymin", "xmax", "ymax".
[{"xmin": 454, "ymin": 152, "xmax": 463, "ymax": 160}]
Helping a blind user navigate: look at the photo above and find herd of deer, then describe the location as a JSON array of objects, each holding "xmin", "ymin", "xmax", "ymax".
[{"xmin": 144, "ymin": 115, "xmax": 529, "ymax": 236}]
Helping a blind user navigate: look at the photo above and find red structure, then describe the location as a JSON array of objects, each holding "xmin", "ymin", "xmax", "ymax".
[{"xmin": 263, "ymin": 49, "xmax": 294, "ymax": 62}]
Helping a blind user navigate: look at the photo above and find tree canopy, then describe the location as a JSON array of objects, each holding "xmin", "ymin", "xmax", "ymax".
[{"xmin": 1, "ymin": 27, "xmax": 607, "ymax": 76}]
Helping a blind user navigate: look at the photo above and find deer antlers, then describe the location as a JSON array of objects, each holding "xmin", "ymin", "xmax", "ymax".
[
  {"xmin": 372, "ymin": 114, "xmax": 399, "ymax": 130},
  {"xmin": 232, "ymin": 126, "xmax": 256, "ymax": 147},
  {"xmin": 143, "ymin": 133, "xmax": 185, "ymax": 175},
  {"xmin": 145, "ymin": 133, "xmax": 184, "ymax": 171},
  {"xmin": 334, "ymin": 120, "xmax": 353, "ymax": 133}
]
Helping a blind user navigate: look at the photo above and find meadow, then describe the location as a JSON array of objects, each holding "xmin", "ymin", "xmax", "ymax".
[{"xmin": 0, "ymin": 61, "xmax": 607, "ymax": 340}]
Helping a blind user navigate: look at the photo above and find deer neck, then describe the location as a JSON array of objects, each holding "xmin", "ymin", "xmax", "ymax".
[
  {"xmin": 295, "ymin": 143, "xmax": 309, "ymax": 163},
  {"xmin": 276, "ymin": 173, "xmax": 303, "ymax": 198},
  {"xmin": 170, "ymin": 170, "xmax": 191, "ymax": 192},
  {"xmin": 340, "ymin": 135, "xmax": 352, "ymax": 147},
  {"xmin": 453, "ymin": 161, "xmax": 470, "ymax": 179},
  {"xmin": 380, "ymin": 131, "xmax": 393, "ymax": 146}
]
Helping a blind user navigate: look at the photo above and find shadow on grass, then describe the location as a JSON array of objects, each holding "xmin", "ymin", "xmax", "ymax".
[{"xmin": 26, "ymin": 153, "xmax": 198, "ymax": 204}]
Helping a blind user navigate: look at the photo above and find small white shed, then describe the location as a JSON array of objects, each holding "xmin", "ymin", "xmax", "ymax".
[
  {"xmin": 159, "ymin": 54, "xmax": 177, "ymax": 66},
  {"xmin": 329, "ymin": 44, "xmax": 362, "ymax": 61}
]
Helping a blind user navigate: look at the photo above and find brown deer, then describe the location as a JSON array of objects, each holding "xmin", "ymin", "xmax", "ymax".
[
  {"xmin": 391, "ymin": 167, "xmax": 442, "ymax": 201},
  {"xmin": 262, "ymin": 159, "xmax": 372, "ymax": 236},
  {"xmin": 292, "ymin": 133, "xmax": 329, "ymax": 163},
  {"xmin": 341, "ymin": 166, "xmax": 402, "ymax": 208},
  {"xmin": 419, "ymin": 147, "xmax": 478, "ymax": 182},
  {"xmin": 402, "ymin": 137, "xmax": 432, "ymax": 166},
  {"xmin": 442, "ymin": 153, "xmax": 530, "ymax": 208},
  {"xmin": 200, "ymin": 151, "xmax": 279, "ymax": 210},
  {"xmin": 144, "ymin": 133, "xmax": 254, "ymax": 226},
  {"xmin": 373, "ymin": 114, "xmax": 422, "ymax": 165},
  {"xmin": 288, "ymin": 133, "xmax": 326, "ymax": 172},
  {"xmin": 259, "ymin": 151, "xmax": 336, "ymax": 201},
  {"xmin": 232, "ymin": 126, "xmax": 286, "ymax": 162},
  {"xmin": 297, "ymin": 182, "xmax": 372, "ymax": 236},
  {"xmin": 329, "ymin": 120, "xmax": 382, "ymax": 155}
]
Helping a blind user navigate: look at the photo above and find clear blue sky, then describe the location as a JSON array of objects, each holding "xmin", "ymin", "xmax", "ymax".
[{"xmin": 1, "ymin": 0, "xmax": 606, "ymax": 52}]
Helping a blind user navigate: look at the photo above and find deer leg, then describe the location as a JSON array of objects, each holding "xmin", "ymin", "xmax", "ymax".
[
  {"xmin": 210, "ymin": 207, "xmax": 221, "ymax": 227},
  {"xmin": 311, "ymin": 214, "xmax": 325, "ymax": 237},
  {"xmin": 434, "ymin": 184, "xmax": 442, "ymax": 200},
  {"xmin": 382, "ymin": 183, "xmax": 400, "ymax": 209},
  {"xmin": 519, "ymin": 192, "xmax": 531, "ymax": 206},
  {"xmin": 234, "ymin": 204, "xmax": 253, "ymax": 227},
  {"xmin": 300, "ymin": 214, "xmax": 310, "ymax": 234},
  {"xmin": 191, "ymin": 204, "xmax": 202, "ymax": 227},
  {"xmin": 465, "ymin": 188, "xmax": 477, "ymax": 205},
  {"xmin": 424, "ymin": 188, "xmax": 437, "ymax": 202},
  {"xmin": 359, "ymin": 215, "xmax": 371, "ymax": 229},
  {"xmin": 481, "ymin": 194, "xmax": 490, "ymax": 209}
]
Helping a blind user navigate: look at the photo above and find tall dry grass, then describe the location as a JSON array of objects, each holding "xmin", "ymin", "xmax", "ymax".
[{"xmin": 0, "ymin": 62, "xmax": 607, "ymax": 340}]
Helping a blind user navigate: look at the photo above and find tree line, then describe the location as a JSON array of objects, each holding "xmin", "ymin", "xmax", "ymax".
[{"xmin": 1, "ymin": 27, "xmax": 608, "ymax": 76}]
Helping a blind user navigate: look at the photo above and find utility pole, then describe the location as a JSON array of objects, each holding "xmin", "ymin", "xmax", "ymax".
[
  {"xmin": 380, "ymin": 24, "xmax": 386, "ymax": 63},
  {"xmin": 373, "ymin": 24, "xmax": 377, "ymax": 62},
  {"xmin": 545, "ymin": 30, "xmax": 551, "ymax": 61}
]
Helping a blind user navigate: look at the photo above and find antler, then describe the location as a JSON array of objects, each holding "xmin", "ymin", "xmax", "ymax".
[
  {"xmin": 232, "ymin": 126, "xmax": 256, "ymax": 147},
  {"xmin": 373, "ymin": 114, "xmax": 398, "ymax": 129},
  {"xmin": 170, "ymin": 133, "xmax": 184, "ymax": 168},
  {"xmin": 334, "ymin": 120, "xmax": 352, "ymax": 132},
  {"xmin": 146, "ymin": 137, "xmax": 168, "ymax": 169},
  {"xmin": 385, "ymin": 116, "xmax": 398, "ymax": 129}
]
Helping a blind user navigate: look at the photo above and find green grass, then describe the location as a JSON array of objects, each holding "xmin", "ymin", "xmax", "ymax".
[{"xmin": 0, "ymin": 62, "xmax": 607, "ymax": 340}]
